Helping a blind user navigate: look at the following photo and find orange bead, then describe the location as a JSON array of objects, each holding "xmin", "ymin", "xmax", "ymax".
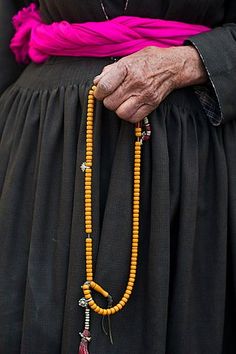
[
  {"xmin": 106, "ymin": 309, "xmax": 112, "ymax": 316},
  {"xmin": 85, "ymin": 181, "xmax": 92, "ymax": 185},
  {"xmin": 133, "ymin": 226, "xmax": 139, "ymax": 231},
  {"xmin": 98, "ymin": 308, "xmax": 104, "ymax": 315},
  {"xmin": 83, "ymin": 289, "xmax": 91, "ymax": 295},
  {"xmin": 117, "ymin": 304, "xmax": 123, "ymax": 310},
  {"xmin": 131, "ymin": 260, "xmax": 137, "ymax": 266},
  {"xmin": 134, "ymin": 177, "xmax": 140, "ymax": 182},
  {"xmin": 124, "ymin": 294, "xmax": 130, "ymax": 300},
  {"xmin": 82, "ymin": 284, "xmax": 89, "ymax": 290},
  {"xmin": 132, "ymin": 245, "xmax": 138, "ymax": 251},
  {"xmin": 129, "ymin": 276, "xmax": 136, "ymax": 282}
]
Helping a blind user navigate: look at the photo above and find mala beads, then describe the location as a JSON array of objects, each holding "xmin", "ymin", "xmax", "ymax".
[{"xmin": 78, "ymin": 86, "xmax": 151, "ymax": 353}]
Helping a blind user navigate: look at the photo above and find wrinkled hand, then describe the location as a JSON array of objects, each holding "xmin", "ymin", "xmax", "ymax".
[{"xmin": 93, "ymin": 46, "xmax": 207, "ymax": 123}]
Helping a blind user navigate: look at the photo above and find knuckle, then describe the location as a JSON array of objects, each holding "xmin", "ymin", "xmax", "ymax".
[
  {"xmin": 98, "ymin": 81, "xmax": 111, "ymax": 93},
  {"xmin": 144, "ymin": 89, "xmax": 157, "ymax": 103},
  {"xmin": 116, "ymin": 109, "xmax": 129, "ymax": 120},
  {"xmin": 103, "ymin": 97, "xmax": 116, "ymax": 111},
  {"xmin": 102, "ymin": 64, "xmax": 112, "ymax": 72},
  {"xmin": 116, "ymin": 60, "xmax": 127, "ymax": 74}
]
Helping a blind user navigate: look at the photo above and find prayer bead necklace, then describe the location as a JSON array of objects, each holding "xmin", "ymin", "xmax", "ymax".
[{"xmin": 78, "ymin": 86, "xmax": 151, "ymax": 353}]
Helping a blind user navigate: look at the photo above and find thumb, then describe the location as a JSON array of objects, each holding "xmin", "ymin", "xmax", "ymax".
[{"xmin": 93, "ymin": 62, "xmax": 127, "ymax": 100}]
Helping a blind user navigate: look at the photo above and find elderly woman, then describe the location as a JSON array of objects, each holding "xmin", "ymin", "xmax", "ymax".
[{"xmin": 0, "ymin": 0, "xmax": 236, "ymax": 353}]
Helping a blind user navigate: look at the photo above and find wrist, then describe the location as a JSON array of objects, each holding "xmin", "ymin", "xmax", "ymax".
[{"xmin": 172, "ymin": 45, "xmax": 208, "ymax": 88}]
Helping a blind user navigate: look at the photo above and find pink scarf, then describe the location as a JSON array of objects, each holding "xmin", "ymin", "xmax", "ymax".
[{"xmin": 10, "ymin": 4, "xmax": 211, "ymax": 64}]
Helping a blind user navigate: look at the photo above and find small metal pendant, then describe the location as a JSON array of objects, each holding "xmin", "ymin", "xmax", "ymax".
[{"xmin": 80, "ymin": 162, "xmax": 90, "ymax": 173}]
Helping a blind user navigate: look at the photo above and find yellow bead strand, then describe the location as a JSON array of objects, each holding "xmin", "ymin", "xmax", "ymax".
[{"xmin": 81, "ymin": 86, "xmax": 143, "ymax": 316}]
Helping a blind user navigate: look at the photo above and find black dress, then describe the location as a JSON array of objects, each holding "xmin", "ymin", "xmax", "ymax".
[{"xmin": 0, "ymin": 1, "xmax": 236, "ymax": 353}]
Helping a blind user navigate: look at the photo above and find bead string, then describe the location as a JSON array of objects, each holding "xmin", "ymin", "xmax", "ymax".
[
  {"xmin": 79, "ymin": 85, "xmax": 147, "ymax": 318},
  {"xmin": 100, "ymin": 0, "xmax": 129, "ymax": 20}
]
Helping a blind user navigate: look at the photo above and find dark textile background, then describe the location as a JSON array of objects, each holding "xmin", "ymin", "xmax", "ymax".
[{"xmin": 0, "ymin": 1, "xmax": 236, "ymax": 353}]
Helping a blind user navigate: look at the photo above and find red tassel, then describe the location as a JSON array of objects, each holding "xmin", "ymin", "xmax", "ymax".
[{"xmin": 78, "ymin": 330, "xmax": 91, "ymax": 354}]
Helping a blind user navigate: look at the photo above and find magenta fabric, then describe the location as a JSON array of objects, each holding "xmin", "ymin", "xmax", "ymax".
[{"xmin": 10, "ymin": 3, "xmax": 211, "ymax": 64}]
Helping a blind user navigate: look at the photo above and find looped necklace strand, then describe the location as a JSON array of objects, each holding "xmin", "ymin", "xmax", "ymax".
[
  {"xmin": 78, "ymin": 86, "xmax": 151, "ymax": 354},
  {"xmin": 100, "ymin": 0, "xmax": 129, "ymax": 20}
]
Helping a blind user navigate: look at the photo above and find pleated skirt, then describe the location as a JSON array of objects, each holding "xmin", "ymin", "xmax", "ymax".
[{"xmin": 0, "ymin": 57, "xmax": 236, "ymax": 354}]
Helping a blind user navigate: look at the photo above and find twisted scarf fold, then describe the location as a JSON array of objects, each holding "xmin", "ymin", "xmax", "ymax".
[{"xmin": 10, "ymin": 4, "xmax": 211, "ymax": 64}]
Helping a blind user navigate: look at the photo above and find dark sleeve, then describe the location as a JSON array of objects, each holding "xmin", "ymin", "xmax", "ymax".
[
  {"xmin": 186, "ymin": 0, "xmax": 236, "ymax": 126},
  {"xmin": 0, "ymin": 0, "xmax": 29, "ymax": 95}
]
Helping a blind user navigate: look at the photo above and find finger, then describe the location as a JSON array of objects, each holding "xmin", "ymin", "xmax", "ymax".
[
  {"xmin": 116, "ymin": 99, "xmax": 155, "ymax": 123},
  {"xmin": 128, "ymin": 104, "xmax": 155, "ymax": 123},
  {"xmin": 93, "ymin": 64, "xmax": 115, "ymax": 85},
  {"xmin": 115, "ymin": 96, "xmax": 143, "ymax": 121},
  {"xmin": 103, "ymin": 81, "xmax": 134, "ymax": 111},
  {"xmin": 94, "ymin": 63, "xmax": 127, "ymax": 100}
]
